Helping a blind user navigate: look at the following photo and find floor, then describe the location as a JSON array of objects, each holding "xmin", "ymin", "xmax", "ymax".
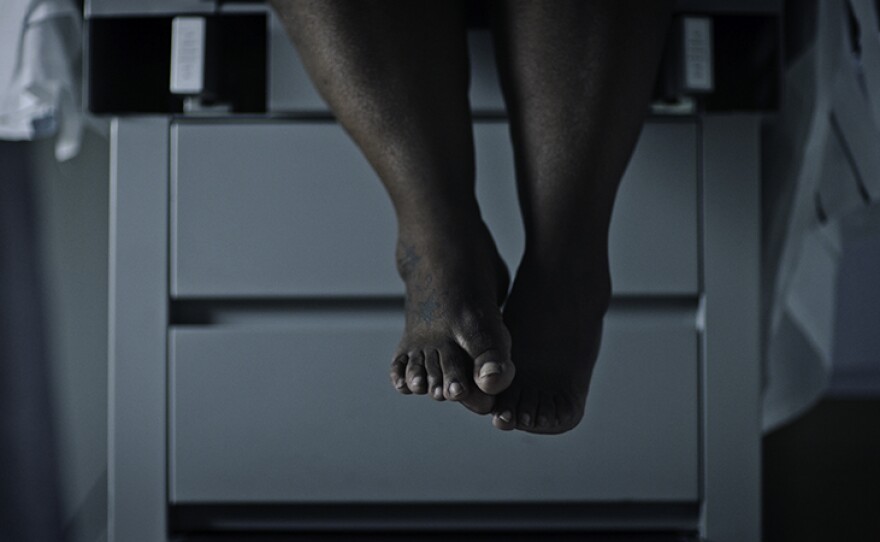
[{"xmin": 763, "ymin": 398, "xmax": 880, "ymax": 541}]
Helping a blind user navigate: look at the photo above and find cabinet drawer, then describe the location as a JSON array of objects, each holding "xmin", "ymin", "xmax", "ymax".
[
  {"xmin": 171, "ymin": 121, "xmax": 697, "ymax": 297},
  {"xmin": 169, "ymin": 309, "xmax": 699, "ymax": 503}
]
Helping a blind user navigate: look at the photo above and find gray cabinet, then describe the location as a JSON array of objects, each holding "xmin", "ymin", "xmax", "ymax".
[
  {"xmin": 165, "ymin": 117, "xmax": 702, "ymax": 520},
  {"xmin": 165, "ymin": 117, "xmax": 701, "ymax": 516},
  {"xmin": 108, "ymin": 116, "xmax": 761, "ymax": 542}
]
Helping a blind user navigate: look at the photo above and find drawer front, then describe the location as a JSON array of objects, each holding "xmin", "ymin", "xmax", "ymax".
[
  {"xmin": 171, "ymin": 121, "xmax": 698, "ymax": 297},
  {"xmin": 169, "ymin": 309, "xmax": 699, "ymax": 503}
]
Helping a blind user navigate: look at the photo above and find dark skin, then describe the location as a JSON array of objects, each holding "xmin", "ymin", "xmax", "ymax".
[{"xmin": 270, "ymin": 0, "xmax": 672, "ymax": 433}]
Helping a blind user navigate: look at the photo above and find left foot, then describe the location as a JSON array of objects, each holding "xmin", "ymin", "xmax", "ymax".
[
  {"xmin": 388, "ymin": 215, "xmax": 514, "ymax": 414},
  {"xmin": 490, "ymin": 255, "xmax": 611, "ymax": 434}
]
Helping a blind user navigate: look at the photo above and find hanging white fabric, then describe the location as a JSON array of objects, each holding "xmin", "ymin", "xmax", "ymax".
[
  {"xmin": 763, "ymin": 0, "xmax": 880, "ymax": 431},
  {"xmin": 0, "ymin": 0, "xmax": 83, "ymax": 161}
]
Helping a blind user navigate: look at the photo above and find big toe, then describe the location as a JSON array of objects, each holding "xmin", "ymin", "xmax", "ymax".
[{"xmin": 473, "ymin": 351, "xmax": 515, "ymax": 395}]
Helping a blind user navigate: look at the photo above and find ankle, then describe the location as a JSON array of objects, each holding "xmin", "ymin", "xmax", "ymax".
[
  {"xmin": 396, "ymin": 188, "xmax": 481, "ymax": 225},
  {"xmin": 522, "ymin": 239, "xmax": 609, "ymax": 274},
  {"xmin": 519, "ymin": 249, "xmax": 611, "ymax": 304},
  {"xmin": 398, "ymin": 201, "xmax": 488, "ymax": 244}
]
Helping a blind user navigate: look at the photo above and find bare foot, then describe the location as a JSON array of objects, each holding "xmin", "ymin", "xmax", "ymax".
[
  {"xmin": 389, "ymin": 217, "xmax": 514, "ymax": 414},
  {"xmin": 490, "ymin": 256, "xmax": 610, "ymax": 434}
]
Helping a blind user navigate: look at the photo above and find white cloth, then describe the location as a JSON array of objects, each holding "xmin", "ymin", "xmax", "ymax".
[
  {"xmin": 763, "ymin": 0, "xmax": 880, "ymax": 431},
  {"xmin": 0, "ymin": 0, "xmax": 83, "ymax": 161}
]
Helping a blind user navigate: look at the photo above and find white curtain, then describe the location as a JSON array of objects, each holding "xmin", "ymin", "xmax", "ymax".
[
  {"xmin": 0, "ymin": 0, "xmax": 83, "ymax": 161},
  {"xmin": 763, "ymin": 0, "xmax": 880, "ymax": 431}
]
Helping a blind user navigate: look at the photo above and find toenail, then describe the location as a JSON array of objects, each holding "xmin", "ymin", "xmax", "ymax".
[
  {"xmin": 433, "ymin": 387, "xmax": 443, "ymax": 399},
  {"xmin": 394, "ymin": 379, "xmax": 406, "ymax": 389},
  {"xmin": 520, "ymin": 413, "xmax": 532, "ymax": 426},
  {"xmin": 498, "ymin": 410, "xmax": 513, "ymax": 423},
  {"xmin": 479, "ymin": 362, "xmax": 502, "ymax": 379},
  {"xmin": 411, "ymin": 376, "xmax": 424, "ymax": 388},
  {"xmin": 449, "ymin": 381, "xmax": 463, "ymax": 398},
  {"xmin": 538, "ymin": 415, "xmax": 549, "ymax": 427}
]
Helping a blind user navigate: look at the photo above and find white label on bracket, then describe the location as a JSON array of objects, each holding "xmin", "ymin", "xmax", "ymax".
[
  {"xmin": 170, "ymin": 17, "xmax": 206, "ymax": 94},
  {"xmin": 683, "ymin": 17, "xmax": 713, "ymax": 92}
]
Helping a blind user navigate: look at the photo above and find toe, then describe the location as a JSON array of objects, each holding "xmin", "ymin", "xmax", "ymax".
[
  {"xmin": 562, "ymin": 390, "xmax": 586, "ymax": 431},
  {"xmin": 459, "ymin": 320, "xmax": 514, "ymax": 396},
  {"xmin": 405, "ymin": 351, "xmax": 427, "ymax": 394},
  {"xmin": 424, "ymin": 349, "xmax": 445, "ymax": 401},
  {"xmin": 555, "ymin": 392, "xmax": 576, "ymax": 427},
  {"xmin": 492, "ymin": 388, "xmax": 519, "ymax": 431},
  {"xmin": 517, "ymin": 388, "xmax": 539, "ymax": 429},
  {"xmin": 473, "ymin": 350, "xmax": 515, "ymax": 396},
  {"xmin": 390, "ymin": 354, "xmax": 411, "ymax": 394},
  {"xmin": 536, "ymin": 393, "xmax": 557, "ymax": 429},
  {"xmin": 439, "ymin": 347, "xmax": 471, "ymax": 401}
]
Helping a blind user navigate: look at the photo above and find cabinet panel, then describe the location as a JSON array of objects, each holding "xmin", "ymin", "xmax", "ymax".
[
  {"xmin": 171, "ymin": 121, "xmax": 398, "ymax": 297},
  {"xmin": 169, "ymin": 309, "xmax": 699, "ymax": 503},
  {"xmin": 475, "ymin": 121, "xmax": 699, "ymax": 295},
  {"xmin": 171, "ymin": 121, "xmax": 698, "ymax": 297}
]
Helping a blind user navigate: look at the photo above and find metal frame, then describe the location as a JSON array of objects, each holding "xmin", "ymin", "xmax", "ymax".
[
  {"xmin": 700, "ymin": 115, "xmax": 762, "ymax": 541},
  {"xmin": 107, "ymin": 118, "xmax": 170, "ymax": 542}
]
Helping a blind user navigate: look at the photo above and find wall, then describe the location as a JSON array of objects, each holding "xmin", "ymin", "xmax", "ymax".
[{"xmin": 29, "ymin": 125, "xmax": 110, "ymax": 542}]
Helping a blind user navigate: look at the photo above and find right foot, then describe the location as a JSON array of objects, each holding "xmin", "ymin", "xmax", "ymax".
[
  {"xmin": 389, "ymin": 217, "xmax": 514, "ymax": 414},
  {"xmin": 490, "ymin": 253, "xmax": 611, "ymax": 434}
]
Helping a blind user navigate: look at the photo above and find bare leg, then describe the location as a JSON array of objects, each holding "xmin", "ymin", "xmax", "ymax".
[
  {"xmin": 270, "ymin": 0, "xmax": 515, "ymax": 413},
  {"xmin": 488, "ymin": 0, "xmax": 673, "ymax": 433}
]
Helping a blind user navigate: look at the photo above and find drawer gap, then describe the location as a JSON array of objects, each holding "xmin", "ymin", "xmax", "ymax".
[
  {"xmin": 169, "ymin": 502, "xmax": 700, "ymax": 534},
  {"xmin": 170, "ymin": 296, "xmax": 699, "ymax": 326},
  {"xmin": 170, "ymin": 297, "xmax": 405, "ymax": 325}
]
